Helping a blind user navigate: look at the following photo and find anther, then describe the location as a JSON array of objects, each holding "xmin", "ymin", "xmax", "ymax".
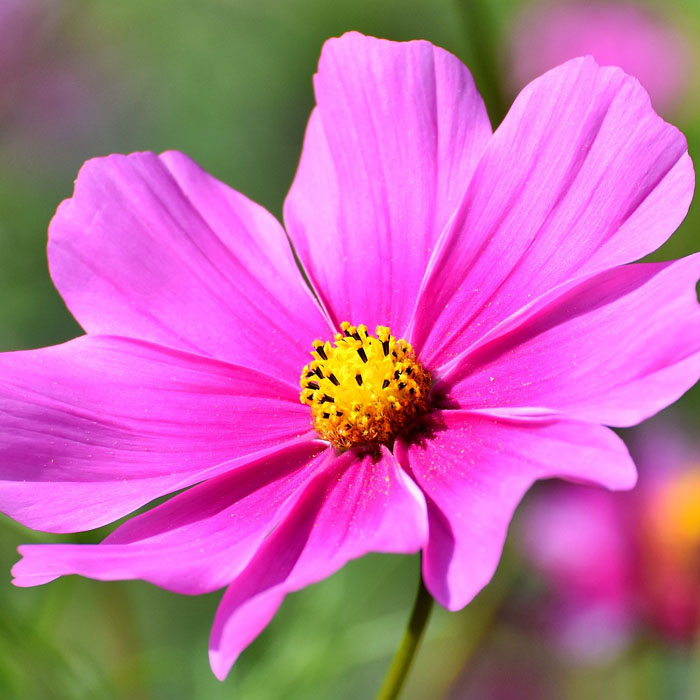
[{"xmin": 299, "ymin": 323, "xmax": 432, "ymax": 450}]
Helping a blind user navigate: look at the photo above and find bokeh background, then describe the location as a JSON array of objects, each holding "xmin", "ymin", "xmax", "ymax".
[{"xmin": 1, "ymin": 1, "xmax": 699, "ymax": 698}]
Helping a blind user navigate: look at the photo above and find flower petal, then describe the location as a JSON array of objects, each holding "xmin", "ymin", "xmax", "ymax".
[
  {"xmin": 284, "ymin": 32, "xmax": 492, "ymax": 334},
  {"xmin": 208, "ymin": 446, "xmax": 428, "ymax": 679},
  {"xmin": 440, "ymin": 254, "xmax": 700, "ymax": 427},
  {"xmin": 12, "ymin": 441, "xmax": 327, "ymax": 593},
  {"xmin": 395, "ymin": 410, "xmax": 636, "ymax": 611},
  {"xmin": 411, "ymin": 56, "xmax": 694, "ymax": 367},
  {"xmin": 0, "ymin": 335, "xmax": 315, "ymax": 532},
  {"xmin": 48, "ymin": 150, "xmax": 330, "ymax": 376}
]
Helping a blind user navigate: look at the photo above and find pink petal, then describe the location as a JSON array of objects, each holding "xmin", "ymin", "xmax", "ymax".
[
  {"xmin": 395, "ymin": 410, "xmax": 636, "ymax": 611},
  {"xmin": 208, "ymin": 446, "xmax": 428, "ymax": 679},
  {"xmin": 48, "ymin": 151, "xmax": 330, "ymax": 377},
  {"xmin": 411, "ymin": 56, "xmax": 694, "ymax": 367},
  {"xmin": 0, "ymin": 335, "xmax": 315, "ymax": 532},
  {"xmin": 284, "ymin": 32, "xmax": 492, "ymax": 334},
  {"xmin": 12, "ymin": 441, "xmax": 327, "ymax": 593},
  {"xmin": 440, "ymin": 254, "xmax": 700, "ymax": 427}
]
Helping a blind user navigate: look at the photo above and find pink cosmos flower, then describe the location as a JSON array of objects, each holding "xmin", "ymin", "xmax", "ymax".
[
  {"xmin": 509, "ymin": 1, "xmax": 692, "ymax": 115},
  {"xmin": 2, "ymin": 32, "xmax": 699, "ymax": 679},
  {"xmin": 521, "ymin": 417, "xmax": 700, "ymax": 660}
]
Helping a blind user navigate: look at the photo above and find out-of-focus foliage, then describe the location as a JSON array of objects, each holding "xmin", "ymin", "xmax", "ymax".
[{"xmin": 1, "ymin": 1, "xmax": 699, "ymax": 698}]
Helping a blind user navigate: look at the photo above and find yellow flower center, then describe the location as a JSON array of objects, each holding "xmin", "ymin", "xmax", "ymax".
[{"xmin": 299, "ymin": 322, "xmax": 432, "ymax": 450}]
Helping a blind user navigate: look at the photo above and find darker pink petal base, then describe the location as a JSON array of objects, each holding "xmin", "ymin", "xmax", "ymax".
[
  {"xmin": 208, "ymin": 446, "xmax": 427, "ymax": 680},
  {"xmin": 396, "ymin": 410, "xmax": 636, "ymax": 611},
  {"xmin": 12, "ymin": 442, "xmax": 327, "ymax": 593},
  {"xmin": 0, "ymin": 335, "xmax": 315, "ymax": 532}
]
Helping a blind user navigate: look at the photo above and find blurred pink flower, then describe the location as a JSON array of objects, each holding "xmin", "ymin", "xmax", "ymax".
[
  {"xmin": 1, "ymin": 33, "xmax": 699, "ymax": 679},
  {"xmin": 521, "ymin": 418, "xmax": 700, "ymax": 660},
  {"xmin": 447, "ymin": 637, "xmax": 556, "ymax": 700},
  {"xmin": 0, "ymin": 0, "xmax": 123, "ymax": 173},
  {"xmin": 509, "ymin": 1, "xmax": 692, "ymax": 114}
]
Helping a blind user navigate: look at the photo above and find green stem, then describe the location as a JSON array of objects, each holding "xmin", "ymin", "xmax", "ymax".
[{"xmin": 374, "ymin": 575, "xmax": 434, "ymax": 700}]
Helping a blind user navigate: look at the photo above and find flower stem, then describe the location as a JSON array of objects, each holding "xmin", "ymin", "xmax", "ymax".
[{"xmin": 374, "ymin": 574, "xmax": 434, "ymax": 700}]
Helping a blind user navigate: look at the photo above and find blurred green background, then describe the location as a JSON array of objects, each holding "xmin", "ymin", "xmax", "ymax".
[{"xmin": 1, "ymin": 1, "xmax": 699, "ymax": 698}]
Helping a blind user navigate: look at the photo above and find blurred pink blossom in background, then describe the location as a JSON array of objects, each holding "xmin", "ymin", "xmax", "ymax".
[
  {"xmin": 520, "ymin": 417, "xmax": 700, "ymax": 661},
  {"xmin": 509, "ymin": 1, "xmax": 693, "ymax": 114},
  {"xmin": 0, "ymin": 0, "xmax": 124, "ymax": 174}
]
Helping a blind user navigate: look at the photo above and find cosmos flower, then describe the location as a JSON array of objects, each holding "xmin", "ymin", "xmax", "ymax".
[
  {"xmin": 508, "ymin": 1, "xmax": 692, "ymax": 115},
  {"xmin": 520, "ymin": 417, "xmax": 700, "ymax": 660},
  {"xmin": 2, "ymin": 32, "xmax": 699, "ymax": 679}
]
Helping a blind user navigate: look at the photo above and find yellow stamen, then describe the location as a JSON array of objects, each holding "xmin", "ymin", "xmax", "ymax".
[{"xmin": 299, "ymin": 322, "xmax": 432, "ymax": 450}]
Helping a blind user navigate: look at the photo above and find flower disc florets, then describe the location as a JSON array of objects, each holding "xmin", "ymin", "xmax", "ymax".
[{"xmin": 300, "ymin": 322, "xmax": 432, "ymax": 450}]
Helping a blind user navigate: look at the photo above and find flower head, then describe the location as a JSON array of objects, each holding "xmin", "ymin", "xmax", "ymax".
[{"xmin": 2, "ymin": 33, "xmax": 699, "ymax": 679}]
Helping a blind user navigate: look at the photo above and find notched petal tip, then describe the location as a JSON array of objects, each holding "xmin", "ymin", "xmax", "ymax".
[{"xmin": 11, "ymin": 546, "xmax": 61, "ymax": 588}]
